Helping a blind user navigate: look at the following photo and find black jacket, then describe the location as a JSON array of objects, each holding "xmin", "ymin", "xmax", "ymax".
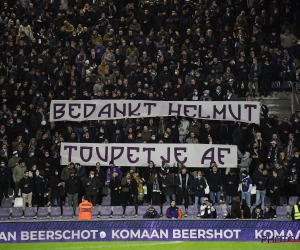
[
  {"xmin": 94, "ymin": 168, "xmax": 105, "ymax": 186},
  {"xmin": 253, "ymin": 169, "xmax": 269, "ymax": 191},
  {"xmin": 19, "ymin": 176, "xmax": 33, "ymax": 194},
  {"xmin": 65, "ymin": 176, "xmax": 80, "ymax": 195},
  {"xmin": 85, "ymin": 177, "xmax": 101, "ymax": 196},
  {"xmin": 76, "ymin": 166, "xmax": 86, "ymax": 186},
  {"xmin": 231, "ymin": 200, "xmax": 241, "ymax": 219},
  {"xmin": 241, "ymin": 202, "xmax": 251, "ymax": 219},
  {"xmin": 35, "ymin": 175, "xmax": 46, "ymax": 194},
  {"xmin": 251, "ymin": 208, "xmax": 264, "ymax": 219},
  {"xmin": 208, "ymin": 172, "xmax": 222, "ymax": 192},
  {"xmin": 192, "ymin": 177, "xmax": 206, "ymax": 197},
  {"xmin": 268, "ymin": 176, "xmax": 283, "ymax": 191},
  {"xmin": 224, "ymin": 173, "xmax": 239, "ymax": 196},
  {"xmin": 48, "ymin": 175, "xmax": 62, "ymax": 198},
  {"xmin": 0, "ymin": 166, "xmax": 10, "ymax": 183}
]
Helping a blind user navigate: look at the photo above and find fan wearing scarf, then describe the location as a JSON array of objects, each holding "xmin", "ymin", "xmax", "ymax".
[
  {"xmin": 105, "ymin": 161, "xmax": 123, "ymax": 185},
  {"xmin": 267, "ymin": 140, "xmax": 280, "ymax": 168},
  {"xmin": 284, "ymin": 140, "xmax": 298, "ymax": 160}
]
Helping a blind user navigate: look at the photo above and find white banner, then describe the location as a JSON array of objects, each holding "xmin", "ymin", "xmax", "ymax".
[
  {"xmin": 50, "ymin": 100, "xmax": 260, "ymax": 124},
  {"xmin": 60, "ymin": 143, "xmax": 237, "ymax": 167}
]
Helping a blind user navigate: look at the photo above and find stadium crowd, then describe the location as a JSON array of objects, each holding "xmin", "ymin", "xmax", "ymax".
[{"xmin": 0, "ymin": 0, "xmax": 300, "ymax": 220}]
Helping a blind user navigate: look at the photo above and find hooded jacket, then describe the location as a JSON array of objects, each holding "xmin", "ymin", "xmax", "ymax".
[{"xmin": 239, "ymin": 152, "xmax": 252, "ymax": 172}]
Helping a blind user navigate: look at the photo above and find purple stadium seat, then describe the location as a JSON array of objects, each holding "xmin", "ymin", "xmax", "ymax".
[
  {"xmin": 276, "ymin": 206, "xmax": 288, "ymax": 219},
  {"xmin": 152, "ymin": 205, "xmax": 161, "ymax": 215},
  {"xmin": 102, "ymin": 196, "xmax": 111, "ymax": 206},
  {"xmin": 111, "ymin": 206, "xmax": 123, "ymax": 218},
  {"xmin": 187, "ymin": 205, "xmax": 198, "ymax": 218},
  {"xmin": 92, "ymin": 206, "xmax": 99, "ymax": 218},
  {"xmin": 11, "ymin": 207, "xmax": 23, "ymax": 220},
  {"xmin": 265, "ymin": 196, "xmax": 271, "ymax": 205},
  {"xmin": 50, "ymin": 207, "xmax": 61, "ymax": 219},
  {"xmin": 137, "ymin": 205, "xmax": 148, "ymax": 218},
  {"xmin": 1, "ymin": 197, "xmax": 13, "ymax": 208},
  {"xmin": 100, "ymin": 206, "xmax": 111, "ymax": 219},
  {"xmin": 0, "ymin": 207, "xmax": 10, "ymax": 221},
  {"xmin": 162, "ymin": 205, "xmax": 169, "ymax": 217},
  {"xmin": 62, "ymin": 206, "xmax": 74, "ymax": 219},
  {"xmin": 125, "ymin": 206, "xmax": 136, "ymax": 217},
  {"xmin": 24, "ymin": 207, "xmax": 36, "ymax": 220},
  {"xmin": 289, "ymin": 196, "xmax": 298, "ymax": 205},
  {"xmin": 37, "ymin": 207, "xmax": 49, "ymax": 219},
  {"xmin": 215, "ymin": 205, "xmax": 221, "ymax": 215}
]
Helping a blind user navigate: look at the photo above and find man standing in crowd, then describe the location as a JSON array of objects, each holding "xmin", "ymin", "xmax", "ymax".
[
  {"xmin": 175, "ymin": 166, "xmax": 192, "ymax": 214},
  {"xmin": 65, "ymin": 172, "xmax": 79, "ymax": 214},
  {"xmin": 85, "ymin": 170, "xmax": 101, "ymax": 206},
  {"xmin": 19, "ymin": 170, "xmax": 33, "ymax": 209},
  {"xmin": 240, "ymin": 170, "xmax": 252, "ymax": 208},
  {"xmin": 13, "ymin": 160, "xmax": 27, "ymax": 197}
]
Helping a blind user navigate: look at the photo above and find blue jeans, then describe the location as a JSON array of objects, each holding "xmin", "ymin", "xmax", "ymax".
[
  {"xmin": 241, "ymin": 191, "xmax": 251, "ymax": 207},
  {"xmin": 210, "ymin": 191, "xmax": 221, "ymax": 205},
  {"xmin": 74, "ymin": 127, "xmax": 83, "ymax": 142},
  {"xmin": 194, "ymin": 196, "xmax": 204, "ymax": 206},
  {"xmin": 256, "ymin": 190, "xmax": 266, "ymax": 210},
  {"xmin": 226, "ymin": 195, "xmax": 235, "ymax": 205},
  {"xmin": 179, "ymin": 135, "xmax": 186, "ymax": 143},
  {"xmin": 51, "ymin": 197, "xmax": 61, "ymax": 207},
  {"xmin": 165, "ymin": 194, "xmax": 176, "ymax": 205}
]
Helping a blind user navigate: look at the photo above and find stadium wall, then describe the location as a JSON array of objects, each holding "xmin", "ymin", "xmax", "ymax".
[{"xmin": 0, "ymin": 220, "xmax": 299, "ymax": 242}]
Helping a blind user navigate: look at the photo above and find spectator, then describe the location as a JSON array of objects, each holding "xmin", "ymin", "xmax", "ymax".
[
  {"xmin": 253, "ymin": 164, "xmax": 269, "ymax": 211},
  {"xmin": 65, "ymin": 172, "xmax": 79, "ymax": 214},
  {"xmin": 192, "ymin": 170, "xmax": 206, "ymax": 210},
  {"xmin": 240, "ymin": 170, "xmax": 252, "ymax": 208},
  {"xmin": 207, "ymin": 165, "xmax": 222, "ymax": 205},
  {"xmin": 0, "ymin": 160, "xmax": 9, "ymax": 202},
  {"xmin": 224, "ymin": 169, "xmax": 239, "ymax": 205},
  {"xmin": 61, "ymin": 163, "xmax": 75, "ymax": 182},
  {"xmin": 231, "ymin": 196, "xmax": 242, "ymax": 219},
  {"xmin": 178, "ymin": 117, "xmax": 190, "ymax": 143},
  {"xmin": 166, "ymin": 200, "xmax": 182, "ymax": 220},
  {"xmin": 94, "ymin": 162, "xmax": 105, "ymax": 204},
  {"xmin": 159, "ymin": 170, "xmax": 175, "ymax": 205},
  {"xmin": 175, "ymin": 166, "xmax": 192, "ymax": 213},
  {"xmin": 251, "ymin": 205, "xmax": 263, "ymax": 219},
  {"xmin": 241, "ymin": 199, "xmax": 251, "ymax": 219},
  {"xmin": 148, "ymin": 172, "xmax": 162, "ymax": 206},
  {"xmin": 13, "ymin": 159, "xmax": 27, "ymax": 198},
  {"xmin": 109, "ymin": 171, "xmax": 121, "ymax": 206},
  {"xmin": 19, "ymin": 170, "xmax": 33, "ymax": 210},
  {"xmin": 85, "ymin": 170, "xmax": 101, "ymax": 206},
  {"xmin": 48, "ymin": 169, "xmax": 63, "ymax": 209},
  {"xmin": 268, "ymin": 169, "xmax": 283, "ymax": 209},
  {"xmin": 200, "ymin": 198, "xmax": 216, "ymax": 219}
]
